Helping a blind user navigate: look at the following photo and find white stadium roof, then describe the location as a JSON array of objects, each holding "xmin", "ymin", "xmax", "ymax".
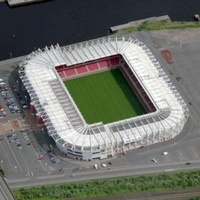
[{"xmin": 19, "ymin": 36, "xmax": 189, "ymax": 160}]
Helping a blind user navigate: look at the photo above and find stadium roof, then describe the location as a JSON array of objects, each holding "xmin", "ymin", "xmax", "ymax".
[{"xmin": 19, "ymin": 36, "xmax": 188, "ymax": 153}]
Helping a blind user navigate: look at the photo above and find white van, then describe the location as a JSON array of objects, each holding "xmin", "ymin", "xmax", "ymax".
[
  {"xmin": 94, "ymin": 164, "xmax": 98, "ymax": 169},
  {"xmin": 162, "ymin": 152, "xmax": 169, "ymax": 156},
  {"xmin": 101, "ymin": 163, "xmax": 107, "ymax": 168}
]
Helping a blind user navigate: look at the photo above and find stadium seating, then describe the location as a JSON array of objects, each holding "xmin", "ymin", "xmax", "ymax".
[
  {"xmin": 87, "ymin": 63, "xmax": 99, "ymax": 71},
  {"xmin": 98, "ymin": 60, "xmax": 110, "ymax": 69},
  {"xmin": 75, "ymin": 65, "xmax": 88, "ymax": 74},
  {"xmin": 55, "ymin": 64, "xmax": 67, "ymax": 72},
  {"xmin": 109, "ymin": 56, "xmax": 120, "ymax": 66},
  {"xmin": 122, "ymin": 63, "xmax": 156, "ymax": 112},
  {"xmin": 65, "ymin": 68, "xmax": 77, "ymax": 77}
]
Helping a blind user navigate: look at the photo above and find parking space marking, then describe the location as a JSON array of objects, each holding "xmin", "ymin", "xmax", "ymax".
[
  {"xmin": 4, "ymin": 134, "xmax": 23, "ymax": 173},
  {"xmin": 137, "ymin": 136, "xmax": 200, "ymax": 157},
  {"xmin": 190, "ymin": 146, "xmax": 199, "ymax": 159},
  {"xmin": 178, "ymin": 150, "xmax": 186, "ymax": 161},
  {"xmin": 164, "ymin": 155, "xmax": 170, "ymax": 162},
  {"xmin": 36, "ymin": 154, "xmax": 46, "ymax": 172},
  {"xmin": 18, "ymin": 148, "xmax": 31, "ymax": 175},
  {"xmin": 0, "ymin": 140, "xmax": 15, "ymax": 171},
  {"xmin": 181, "ymin": 83, "xmax": 200, "ymax": 124}
]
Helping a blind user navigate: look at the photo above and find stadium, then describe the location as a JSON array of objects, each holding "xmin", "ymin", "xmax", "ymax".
[{"xmin": 18, "ymin": 35, "xmax": 189, "ymax": 161}]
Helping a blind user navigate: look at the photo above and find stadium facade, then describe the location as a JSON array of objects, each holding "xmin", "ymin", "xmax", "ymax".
[{"xmin": 18, "ymin": 35, "xmax": 189, "ymax": 161}]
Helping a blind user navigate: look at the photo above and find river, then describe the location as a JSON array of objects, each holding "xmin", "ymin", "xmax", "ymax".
[{"xmin": 0, "ymin": 0, "xmax": 200, "ymax": 60}]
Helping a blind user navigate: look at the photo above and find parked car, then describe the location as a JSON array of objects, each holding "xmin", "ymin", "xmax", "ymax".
[{"xmin": 151, "ymin": 158, "xmax": 157, "ymax": 163}]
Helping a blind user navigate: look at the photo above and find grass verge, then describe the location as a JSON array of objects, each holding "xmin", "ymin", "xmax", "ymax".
[
  {"xmin": 13, "ymin": 170, "xmax": 200, "ymax": 200},
  {"xmin": 124, "ymin": 20, "xmax": 200, "ymax": 32}
]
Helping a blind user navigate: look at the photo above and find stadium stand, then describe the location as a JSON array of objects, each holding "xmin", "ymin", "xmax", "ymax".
[
  {"xmin": 75, "ymin": 65, "xmax": 88, "ymax": 74},
  {"xmin": 19, "ymin": 36, "xmax": 189, "ymax": 161},
  {"xmin": 87, "ymin": 63, "xmax": 99, "ymax": 71},
  {"xmin": 109, "ymin": 56, "xmax": 121, "ymax": 66}
]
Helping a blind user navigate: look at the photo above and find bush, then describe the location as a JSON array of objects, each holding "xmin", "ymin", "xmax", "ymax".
[{"xmin": 13, "ymin": 170, "xmax": 200, "ymax": 200}]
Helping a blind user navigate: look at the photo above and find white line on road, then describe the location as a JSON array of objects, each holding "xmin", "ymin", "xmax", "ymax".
[
  {"xmin": 4, "ymin": 135, "xmax": 23, "ymax": 173},
  {"xmin": 31, "ymin": 144, "xmax": 46, "ymax": 171},
  {"xmin": 178, "ymin": 150, "xmax": 185, "ymax": 161},
  {"xmin": 0, "ymin": 141, "xmax": 15, "ymax": 171},
  {"xmin": 165, "ymin": 169, "xmax": 174, "ymax": 172},
  {"xmin": 164, "ymin": 156, "xmax": 170, "ymax": 162},
  {"xmin": 0, "ymin": 186, "xmax": 9, "ymax": 200},
  {"xmin": 190, "ymin": 146, "xmax": 199, "ymax": 159}
]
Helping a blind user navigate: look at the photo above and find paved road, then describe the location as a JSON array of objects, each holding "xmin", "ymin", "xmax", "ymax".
[
  {"xmin": 0, "ymin": 174, "xmax": 16, "ymax": 200},
  {"xmin": 6, "ymin": 159, "xmax": 200, "ymax": 189}
]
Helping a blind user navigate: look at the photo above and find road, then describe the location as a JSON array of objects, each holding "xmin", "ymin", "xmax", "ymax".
[
  {"xmin": 0, "ymin": 174, "xmax": 16, "ymax": 200},
  {"xmin": 7, "ymin": 159, "xmax": 200, "ymax": 189}
]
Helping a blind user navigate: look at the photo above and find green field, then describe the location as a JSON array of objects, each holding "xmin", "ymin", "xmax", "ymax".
[{"xmin": 64, "ymin": 69, "xmax": 146, "ymax": 124}]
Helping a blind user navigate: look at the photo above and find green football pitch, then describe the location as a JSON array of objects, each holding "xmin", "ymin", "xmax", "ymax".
[{"xmin": 64, "ymin": 69, "xmax": 146, "ymax": 124}]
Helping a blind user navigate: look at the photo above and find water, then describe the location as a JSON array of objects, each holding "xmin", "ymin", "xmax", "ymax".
[{"xmin": 0, "ymin": 0, "xmax": 200, "ymax": 60}]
